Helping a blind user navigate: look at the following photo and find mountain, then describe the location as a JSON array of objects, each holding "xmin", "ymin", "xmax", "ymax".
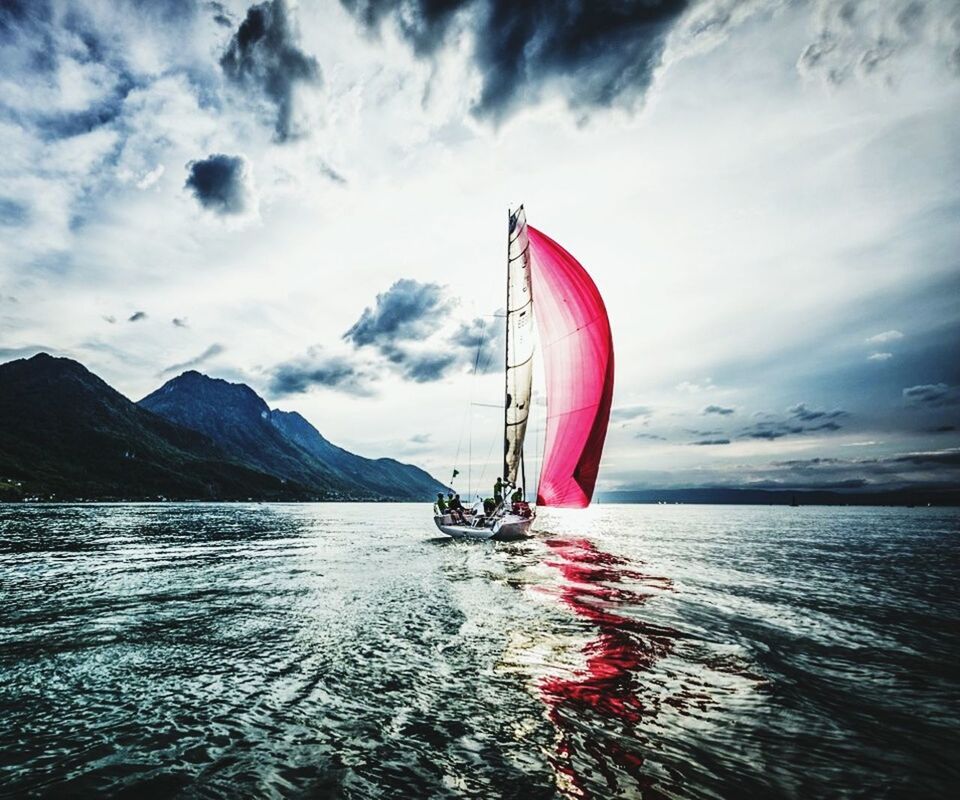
[
  {"xmin": 269, "ymin": 409, "xmax": 444, "ymax": 499},
  {"xmin": 0, "ymin": 354, "xmax": 306, "ymax": 500},
  {"xmin": 138, "ymin": 371, "xmax": 349, "ymax": 497},
  {"xmin": 139, "ymin": 371, "xmax": 446, "ymax": 500}
]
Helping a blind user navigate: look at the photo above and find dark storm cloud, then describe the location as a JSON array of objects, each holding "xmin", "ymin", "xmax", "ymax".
[
  {"xmin": 344, "ymin": 279, "xmax": 453, "ymax": 350},
  {"xmin": 450, "ymin": 315, "xmax": 503, "ymax": 374},
  {"xmin": 268, "ymin": 352, "xmax": 374, "ymax": 396},
  {"xmin": 0, "ymin": 1, "xmax": 143, "ymax": 140},
  {"xmin": 220, "ymin": 0, "xmax": 321, "ymax": 141},
  {"xmin": 890, "ymin": 448, "xmax": 960, "ymax": 467},
  {"xmin": 160, "ymin": 343, "xmax": 225, "ymax": 376},
  {"xmin": 207, "ymin": 1, "xmax": 234, "ymax": 27},
  {"xmin": 767, "ymin": 449, "xmax": 960, "ymax": 488},
  {"xmin": 903, "ymin": 383, "xmax": 960, "ymax": 407},
  {"xmin": 400, "ymin": 351, "xmax": 459, "ymax": 383},
  {"xmin": 128, "ymin": 310, "xmax": 147, "ymax": 322},
  {"xmin": 611, "ymin": 404, "xmax": 654, "ymax": 423},
  {"xmin": 184, "ymin": 154, "xmax": 254, "ymax": 215},
  {"xmin": 739, "ymin": 403, "xmax": 848, "ymax": 440},
  {"xmin": 703, "ymin": 404, "xmax": 734, "ymax": 416},
  {"xmin": 927, "ymin": 425, "xmax": 957, "ymax": 433},
  {"xmin": 788, "ymin": 402, "xmax": 847, "ymax": 422},
  {"xmin": 0, "ymin": 197, "xmax": 29, "ymax": 226},
  {"xmin": 691, "ymin": 438, "xmax": 730, "ymax": 446},
  {"xmin": 340, "ymin": 0, "xmax": 690, "ymax": 121}
]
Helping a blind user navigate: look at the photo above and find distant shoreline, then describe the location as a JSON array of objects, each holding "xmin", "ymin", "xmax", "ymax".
[
  {"xmin": 597, "ymin": 488, "xmax": 960, "ymax": 507},
  {"xmin": 3, "ymin": 489, "xmax": 959, "ymax": 508}
]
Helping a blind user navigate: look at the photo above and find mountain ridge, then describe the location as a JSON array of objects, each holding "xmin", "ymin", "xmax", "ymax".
[{"xmin": 0, "ymin": 354, "xmax": 445, "ymax": 501}]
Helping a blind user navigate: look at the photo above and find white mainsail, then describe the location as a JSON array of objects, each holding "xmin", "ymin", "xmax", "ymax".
[{"xmin": 504, "ymin": 206, "xmax": 534, "ymax": 487}]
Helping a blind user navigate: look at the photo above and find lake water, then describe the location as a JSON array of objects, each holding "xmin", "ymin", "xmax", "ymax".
[{"xmin": 0, "ymin": 503, "xmax": 957, "ymax": 798}]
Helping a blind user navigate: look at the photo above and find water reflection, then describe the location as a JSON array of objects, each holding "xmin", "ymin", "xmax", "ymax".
[{"xmin": 538, "ymin": 538, "xmax": 680, "ymax": 798}]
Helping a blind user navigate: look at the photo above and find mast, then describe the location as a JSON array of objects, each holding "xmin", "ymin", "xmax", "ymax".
[
  {"xmin": 503, "ymin": 208, "xmax": 510, "ymax": 483},
  {"xmin": 503, "ymin": 206, "xmax": 534, "ymax": 490}
]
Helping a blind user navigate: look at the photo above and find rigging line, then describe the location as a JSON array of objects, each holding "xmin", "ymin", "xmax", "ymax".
[
  {"xmin": 466, "ymin": 314, "xmax": 489, "ymax": 500},
  {"xmin": 472, "ymin": 316, "xmax": 487, "ymax": 376},
  {"xmin": 475, "ymin": 430, "xmax": 499, "ymax": 496},
  {"xmin": 450, "ymin": 404, "xmax": 469, "ymax": 487}
]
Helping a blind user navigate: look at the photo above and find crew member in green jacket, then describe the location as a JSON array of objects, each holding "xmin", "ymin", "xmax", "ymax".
[
  {"xmin": 436, "ymin": 493, "xmax": 447, "ymax": 513},
  {"xmin": 494, "ymin": 477, "xmax": 504, "ymax": 505}
]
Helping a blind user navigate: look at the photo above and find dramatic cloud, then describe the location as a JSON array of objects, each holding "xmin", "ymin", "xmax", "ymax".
[
  {"xmin": 340, "ymin": 0, "xmax": 690, "ymax": 121},
  {"xmin": 398, "ymin": 351, "xmax": 459, "ymax": 383},
  {"xmin": 866, "ymin": 329, "xmax": 904, "ymax": 344},
  {"xmin": 740, "ymin": 403, "xmax": 848, "ymax": 440},
  {"xmin": 903, "ymin": 383, "xmax": 960, "ymax": 407},
  {"xmin": 703, "ymin": 404, "xmax": 734, "ymax": 416},
  {"xmin": 691, "ymin": 438, "xmax": 731, "ymax": 446},
  {"xmin": 0, "ymin": 197, "xmax": 29, "ymax": 226},
  {"xmin": 344, "ymin": 279, "xmax": 453, "ymax": 350},
  {"xmin": 449, "ymin": 315, "xmax": 503, "ymax": 374},
  {"xmin": 868, "ymin": 352, "xmax": 893, "ymax": 361},
  {"xmin": 336, "ymin": 282, "xmax": 494, "ymax": 385},
  {"xmin": 268, "ymin": 350, "xmax": 374, "ymax": 396},
  {"xmin": 184, "ymin": 154, "xmax": 256, "ymax": 215},
  {"xmin": 220, "ymin": 0, "xmax": 321, "ymax": 141},
  {"xmin": 128, "ymin": 311, "xmax": 147, "ymax": 322},
  {"xmin": 160, "ymin": 343, "xmax": 226, "ymax": 376},
  {"xmin": 788, "ymin": 403, "xmax": 847, "ymax": 423},
  {"xmin": 890, "ymin": 448, "xmax": 960, "ymax": 467},
  {"xmin": 798, "ymin": 0, "xmax": 960, "ymax": 86}
]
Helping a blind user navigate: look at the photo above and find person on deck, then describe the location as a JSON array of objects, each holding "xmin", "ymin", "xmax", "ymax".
[
  {"xmin": 494, "ymin": 477, "xmax": 504, "ymax": 505},
  {"xmin": 511, "ymin": 486, "xmax": 523, "ymax": 504},
  {"xmin": 448, "ymin": 493, "xmax": 466, "ymax": 523},
  {"xmin": 436, "ymin": 493, "xmax": 447, "ymax": 514}
]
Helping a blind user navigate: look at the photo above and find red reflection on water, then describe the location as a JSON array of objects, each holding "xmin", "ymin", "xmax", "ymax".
[{"xmin": 539, "ymin": 538, "xmax": 679, "ymax": 799}]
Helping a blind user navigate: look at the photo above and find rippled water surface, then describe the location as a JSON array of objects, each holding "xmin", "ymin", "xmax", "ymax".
[{"xmin": 1, "ymin": 503, "xmax": 958, "ymax": 798}]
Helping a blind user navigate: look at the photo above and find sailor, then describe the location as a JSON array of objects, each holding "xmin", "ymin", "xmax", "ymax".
[
  {"xmin": 436, "ymin": 493, "xmax": 447, "ymax": 514},
  {"xmin": 511, "ymin": 486, "xmax": 523, "ymax": 504},
  {"xmin": 494, "ymin": 477, "xmax": 504, "ymax": 505},
  {"xmin": 448, "ymin": 493, "xmax": 466, "ymax": 523}
]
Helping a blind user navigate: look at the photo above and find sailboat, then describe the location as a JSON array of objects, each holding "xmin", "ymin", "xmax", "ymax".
[{"xmin": 433, "ymin": 206, "xmax": 615, "ymax": 540}]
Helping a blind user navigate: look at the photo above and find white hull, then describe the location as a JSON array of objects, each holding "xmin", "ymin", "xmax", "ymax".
[{"xmin": 433, "ymin": 512, "xmax": 534, "ymax": 541}]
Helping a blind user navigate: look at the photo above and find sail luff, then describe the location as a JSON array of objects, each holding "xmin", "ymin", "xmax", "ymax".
[{"xmin": 503, "ymin": 206, "xmax": 534, "ymax": 487}]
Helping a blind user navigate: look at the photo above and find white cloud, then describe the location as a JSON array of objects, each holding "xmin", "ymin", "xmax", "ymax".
[
  {"xmin": 866, "ymin": 330, "xmax": 904, "ymax": 344},
  {"xmin": 868, "ymin": 351, "xmax": 893, "ymax": 361}
]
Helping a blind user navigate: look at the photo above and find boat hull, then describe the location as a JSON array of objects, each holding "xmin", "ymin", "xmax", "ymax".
[{"xmin": 433, "ymin": 513, "xmax": 533, "ymax": 541}]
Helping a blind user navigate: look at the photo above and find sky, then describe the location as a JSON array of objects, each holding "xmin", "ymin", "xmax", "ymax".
[{"xmin": 1, "ymin": 0, "xmax": 959, "ymax": 495}]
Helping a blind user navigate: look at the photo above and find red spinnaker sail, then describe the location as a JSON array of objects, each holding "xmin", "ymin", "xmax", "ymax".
[{"xmin": 528, "ymin": 226, "xmax": 614, "ymax": 508}]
